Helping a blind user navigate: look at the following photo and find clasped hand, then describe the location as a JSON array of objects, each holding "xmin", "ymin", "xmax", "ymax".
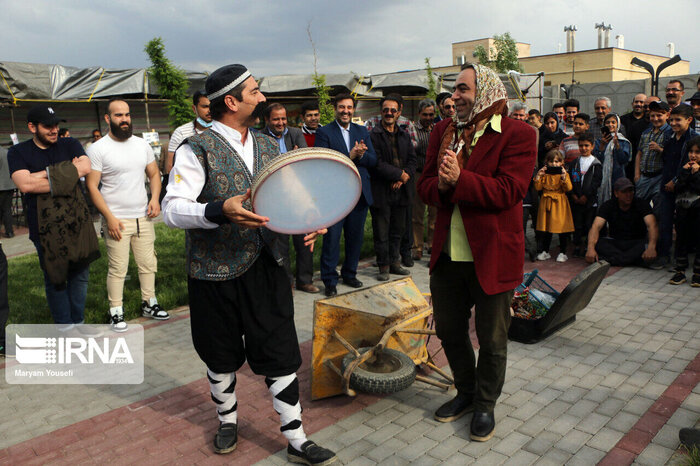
[
  {"xmin": 438, "ymin": 150, "xmax": 460, "ymax": 192},
  {"xmin": 350, "ymin": 140, "xmax": 367, "ymax": 160}
]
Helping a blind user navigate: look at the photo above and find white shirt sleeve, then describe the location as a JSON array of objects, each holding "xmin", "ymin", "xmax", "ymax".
[
  {"xmin": 145, "ymin": 141, "xmax": 155, "ymax": 164},
  {"xmin": 161, "ymin": 143, "xmax": 220, "ymax": 229},
  {"xmin": 86, "ymin": 144, "xmax": 102, "ymax": 171}
]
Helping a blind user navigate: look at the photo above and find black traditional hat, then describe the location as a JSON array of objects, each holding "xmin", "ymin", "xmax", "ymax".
[{"xmin": 206, "ymin": 64, "xmax": 251, "ymax": 101}]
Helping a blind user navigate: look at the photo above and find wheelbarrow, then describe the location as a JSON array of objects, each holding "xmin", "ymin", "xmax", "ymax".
[{"xmin": 310, "ymin": 277, "xmax": 454, "ymax": 400}]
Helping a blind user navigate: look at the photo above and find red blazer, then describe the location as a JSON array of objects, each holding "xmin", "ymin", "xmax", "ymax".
[{"xmin": 417, "ymin": 116, "xmax": 537, "ymax": 295}]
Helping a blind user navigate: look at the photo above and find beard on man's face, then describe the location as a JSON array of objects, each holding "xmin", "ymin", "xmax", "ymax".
[{"xmin": 109, "ymin": 118, "xmax": 133, "ymax": 140}]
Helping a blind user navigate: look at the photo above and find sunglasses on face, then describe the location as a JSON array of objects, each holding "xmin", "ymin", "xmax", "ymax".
[
  {"xmin": 382, "ymin": 108, "xmax": 398, "ymax": 114},
  {"xmin": 443, "ymin": 105, "xmax": 456, "ymax": 109}
]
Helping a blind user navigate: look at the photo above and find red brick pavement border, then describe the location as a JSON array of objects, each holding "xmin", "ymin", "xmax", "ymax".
[
  {"xmin": 0, "ymin": 337, "xmax": 451, "ymax": 465},
  {"xmin": 599, "ymin": 350, "xmax": 700, "ymax": 466}
]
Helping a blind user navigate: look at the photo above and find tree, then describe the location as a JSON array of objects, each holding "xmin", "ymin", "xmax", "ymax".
[
  {"xmin": 144, "ymin": 37, "xmax": 194, "ymax": 128},
  {"xmin": 307, "ymin": 21, "xmax": 335, "ymax": 125},
  {"xmin": 424, "ymin": 57, "xmax": 438, "ymax": 101},
  {"xmin": 473, "ymin": 32, "xmax": 524, "ymax": 74}
]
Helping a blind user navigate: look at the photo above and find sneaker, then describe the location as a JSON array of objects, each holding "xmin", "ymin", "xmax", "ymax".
[
  {"xmin": 110, "ymin": 308, "xmax": 127, "ymax": 333},
  {"xmin": 692, "ymin": 274, "xmax": 700, "ymax": 288},
  {"xmin": 141, "ymin": 301, "xmax": 170, "ymax": 320},
  {"xmin": 536, "ymin": 251, "xmax": 551, "ymax": 261},
  {"xmin": 287, "ymin": 440, "xmax": 337, "ymax": 466},
  {"xmin": 389, "ymin": 263, "xmax": 410, "ymax": 275},
  {"xmin": 647, "ymin": 256, "xmax": 668, "ymax": 270},
  {"xmin": 213, "ymin": 422, "xmax": 237, "ymax": 454},
  {"xmin": 556, "ymin": 253, "xmax": 568, "ymax": 263},
  {"xmin": 669, "ymin": 272, "xmax": 687, "ymax": 285},
  {"xmin": 76, "ymin": 325, "xmax": 104, "ymax": 337}
]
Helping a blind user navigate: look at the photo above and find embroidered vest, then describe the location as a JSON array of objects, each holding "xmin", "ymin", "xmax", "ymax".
[{"xmin": 186, "ymin": 129, "xmax": 280, "ymax": 280}]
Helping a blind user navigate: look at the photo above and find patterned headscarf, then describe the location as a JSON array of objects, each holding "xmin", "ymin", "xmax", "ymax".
[{"xmin": 439, "ymin": 64, "xmax": 509, "ymax": 168}]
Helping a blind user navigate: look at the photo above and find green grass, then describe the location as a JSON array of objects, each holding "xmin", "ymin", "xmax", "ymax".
[
  {"xmin": 9, "ymin": 214, "xmax": 376, "ymax": 325},
  {"xmin": 675, "ymin": 445, "xmax": 700, "ymax": 466}
]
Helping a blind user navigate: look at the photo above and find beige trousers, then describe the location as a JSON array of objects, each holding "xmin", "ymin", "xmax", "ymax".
[{"xmin": 103, "ymin": 217, "xmax": 157, "ymax": 307}]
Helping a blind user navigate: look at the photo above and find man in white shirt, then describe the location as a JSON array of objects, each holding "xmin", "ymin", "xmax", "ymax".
[
  {"xmin": 162, "ymin": 64, "xmax": 335, "ymax": 465},
  {"xmin": 86, "ymin": 98, "xmax": 168, "ymax": 332},
  {"xmin": 165, "ymin": 91, "xmax": 212, "ymax": 174}
]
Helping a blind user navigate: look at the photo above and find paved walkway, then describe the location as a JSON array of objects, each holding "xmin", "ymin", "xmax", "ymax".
[{"xmin": 1, "ymin": 252, "xmax": 699, "ymax": 465}]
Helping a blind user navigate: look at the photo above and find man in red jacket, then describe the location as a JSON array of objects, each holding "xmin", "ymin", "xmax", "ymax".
[{"xmin": 417, "ymin": 63, "xmax": 536, "ymax": 441}]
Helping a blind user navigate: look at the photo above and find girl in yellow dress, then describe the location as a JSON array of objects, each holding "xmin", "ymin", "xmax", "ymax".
[{"xmin": 534, "ymin": 149, "xmax": 575, "ymax": 262}]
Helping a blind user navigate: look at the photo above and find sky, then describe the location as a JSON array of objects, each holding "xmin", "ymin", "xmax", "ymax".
[{"xmin": 2, "ymin": 0, "xmax": 698, "ymax": 78}]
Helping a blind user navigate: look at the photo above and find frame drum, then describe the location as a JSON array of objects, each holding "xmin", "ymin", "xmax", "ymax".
[{"xmin": 251, "ymin": 147, "xmax": 362, "ymax": 234}]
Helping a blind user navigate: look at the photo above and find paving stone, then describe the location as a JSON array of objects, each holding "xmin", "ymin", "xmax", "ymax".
[
  {"xmin": 502, "ymin": 449, "xmax": 538, "ymax": 466},
  {"xmin": 516, "ymin": 414, "xmax": 553, "ymax": 438},
  {"xmin": 539, "ymin": 400, "xmax": 572, "ymax": 419},
  {"xmin": 426, "ymin": 436, "xmax": 464, "ymax": 460},
  {"xmin": 635, "ymin": 443, "xmax": 676, "ymax": 466},
  {"xmin": 492, "ymin": 431, "xmax": 531, "ymax": 457},
  {"xmin": 337, "ymin": 439, "xmax": 375, "ymax": 464},
  {"xmin": 539, "ymin": 447, "xmax": 572, "ymax": 465},
  {"xmin": 623, "ymin": 395, "xmax": 655, "ymax": 416},
  {"xmin": 366, "ymin": 438, "xmax": 408, "ymax": 463},
  {"xmin": 557, "ymin": 428, "xmax": 592, "ymax": 454},
  {"xmin": 472, "ymin": 450, "xmax": 508, "ymax": 465},
  {"xmin": 557, "ymin": 387, "xmax": 587, "ymax": 404},
  {"xmin": 395, "ymin": 436, "xmax": 438, "ymax": 462},
  {"xmin": 523, "ymin": 431, "xmax": 561, "ymax": 456},
  {"xmin": 577, "ymin": 412, "xmax": 610, "ymax": 436},
  {"xmin": 510, "ymin": 402, "xmax": 543, "ymax": 422},
  {"xmin": 544, "ymin": 414, "xmax": 579, "ymax": 436},
  {"xmin": 337, "ymin": 424, "xmax": 375, "ymax": 446},
  {"xmin": 566, "ymin": 399, "xmax": 598, "ymax": 419},
  {"xmin": 364, "ymin": 408, "xmax": 403, "ymax": 429},
  {"xmin": 393, "ymin": 421, "xmax": 433, "ymax": 444},
  {"xmin": 668, "ymin": 407, "xmax": 700, "ymax": 429},
  {"xmin": 409, "ymin": 456, "xmax": 440, "ymax": 466},
  {"xmin": 586, "ymin": 426, "xmax": 625, "ymax": 452},
  {"xmin": 441, "ymin": 452, "xmax": 478, "ymax": 465},
  {"xmin": 347, "ymin": 457, "xmax": 378, "ymax": 466},
  {"xmin": 565, "ymin": 445, "xmax": 606, "ymax": 465},
  {"xmin": 365, "ymin": 423, "xmax": 405, "ymax": 446},
  {"xmin": 651, "ymin": 423, "xmax": 682, "ymax": 450}
]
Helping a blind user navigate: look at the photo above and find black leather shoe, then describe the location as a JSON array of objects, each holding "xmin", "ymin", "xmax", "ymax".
[
  {"xmin": 470, "ymin": 411, "xmax": 495, "ymax": 442},
  {"xmin": 402, "ymin": 256, "xmax": 414, "ymax": 268},
  {"xmin": 434, "ymin": 393, "xmax": 474, "ymax": 422},
  {"xmin": 389, "ymin": 263, "xmax": 410, "ymax": 275},
  {"xmin": 213, "ymin": 422, "xmax": 238, "ymax": 454},
  {"xmin": 287, "ymin": 440, "xmax": 337, "ymax": 465},
  {"xmin": 342, "ymin": 277, "xmax": 363, "ymax": 288},
  {"xmin": 324, "ymin": 284, "xmax": 337, "ymax": 297}
]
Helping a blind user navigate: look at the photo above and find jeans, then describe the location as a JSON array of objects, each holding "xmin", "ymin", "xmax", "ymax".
[{"xmin": 33, "ymin": 241, "xmax": 89, "ymax": 325}]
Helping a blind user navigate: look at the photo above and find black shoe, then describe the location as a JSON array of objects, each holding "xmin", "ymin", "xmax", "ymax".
[
  {"xmin": 669, "ymin": 271, "xmax": 687, "ymax": 285},
  {"xmin": 679, "ymin": 427, "xmax": 700, "ymax": 449},
  {"xmin": 434, "ymin": 393, "xmax": 474, "ymax": 422},
  {"xmin": 324, "ymin": 285, "xmax": 337, "ymax": 297},
  {"xmin": 342, "ymin": 277, "xmax": 363, "ymax": 288},
  {"xmin": 4, "ymin": 232, "xmax": 13, "ymax": 238},
  {"xmin": 692, "ymin": 274, "xmax": 700, "ymax": 288},
  {"xmin": 389, "ymin": 263, "xmax": 410, "ymax": 275},
  {"xmin": 287, "ymin": 440, "xmax": 337, "ymax": 466},
  {"xmin": 377, "ymin": 267, "xmax": 390, "ymax": 281},
  {"xmin": 402, "ymin": 256, "xmax": 414, "ymax": 268},
  {"xmin": 647, "ymin": 256, "xmax": 668, "ymax": 270},
  {"xmin": 213, "ymin": 422, "xmax": 238, "ymax": 454},
  {"xmin": 470, "ymin": 411, "xmax": 495, "ymax": 442}
]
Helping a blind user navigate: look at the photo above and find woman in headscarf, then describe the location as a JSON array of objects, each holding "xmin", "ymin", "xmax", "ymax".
[
  {"xmin": 594, "ymin": 112, "xmax": 631, "ymax": 206},
  {"xmin": 417, "ymin": 63, "xmax": 536, "ymax": 443},
  {"xmin": 538, "ymin": 112, "xmax": 567, "ymax": 167}
]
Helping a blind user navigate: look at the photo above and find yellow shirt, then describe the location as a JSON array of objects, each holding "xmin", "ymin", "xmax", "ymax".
[{"xmin": 445, "ymin": 114, "xmax": 502, "ymax": 261}]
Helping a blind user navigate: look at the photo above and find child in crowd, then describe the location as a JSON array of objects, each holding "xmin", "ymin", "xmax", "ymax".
[
  {"xmin": 567, "ymin": 132, "xmax": 602, "ymax": 257},
  {"xmin": 534, "ymin": 149, "xmax": 574, "ymax": 262},
  {"xmin": 658, "ymin": 105, "xmax": 698, "ymax": 265},
  {"xmin": 538, "ymin": 112, "xmax": 567, "ymax": 167},
  {"xmin": 559, "ymin": 113, "xmax": 591, "ymax": 165},
  {"xmin": 669, "ymin": 136, "xmax": 700, "ymax": 287},
  {"xmin": 634, "ymin": 101, "xmax": 672, "ymax": 209},
  {"xmin": 594, "ymin": 113, "xmax": 631, "ymax": 207}
]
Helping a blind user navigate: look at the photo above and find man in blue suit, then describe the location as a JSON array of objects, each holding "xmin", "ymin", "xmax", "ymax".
[{"xmin": 315, "ymin": 93, "xmax": 377, "ymax": 296}]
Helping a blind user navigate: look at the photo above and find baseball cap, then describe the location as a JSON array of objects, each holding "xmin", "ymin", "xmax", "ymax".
[
  {"xmin": 648, "ymin": 101, "xmax": 670, "ymax": 112},
  {"xmin": 26, "ymin": 105, "xmax": 66, "ymax": 126},
  {"xmin": 613, "ymin": 177, "xmax": 634, "ymax": 192}
]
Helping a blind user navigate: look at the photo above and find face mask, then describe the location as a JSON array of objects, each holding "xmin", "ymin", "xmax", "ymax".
[{"xmin": 196, "ymin": 117, "xmax": 212, "ymax": 128}]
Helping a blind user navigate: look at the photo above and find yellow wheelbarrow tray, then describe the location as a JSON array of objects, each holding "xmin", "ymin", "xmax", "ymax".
[{"xmin": 310, "ymin": 277, "xmax": 454, "ymax": 400}]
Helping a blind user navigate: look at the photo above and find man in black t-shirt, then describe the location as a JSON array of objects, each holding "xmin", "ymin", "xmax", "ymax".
[
  {"xmin": 8, "ymin": 105, "xmax": 95, "ymax": 330},
  {"xmin": 585, "ymin": 177, "xmax": 658, "ymax": 266}
]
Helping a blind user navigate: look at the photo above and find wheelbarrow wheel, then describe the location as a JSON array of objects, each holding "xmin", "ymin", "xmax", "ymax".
[{"xmin": 341, "ymin": 347, "xmax": 417, "ymax": 394}]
